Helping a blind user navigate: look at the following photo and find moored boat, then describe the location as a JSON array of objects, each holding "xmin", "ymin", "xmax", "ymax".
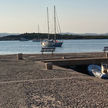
[
  {"xmin": 41, "ymin": 7, "xmax": 55, "ymax": 48},
  {"xmin": 54, "ymin": 40, "xmax": 63, "ymax": 47},
  {"xmin": 41, "ymin": 39, "xmax": 55, "ymax": 48},
  {"xmin": 19, "ymin": 38, "xmax": 29, "ymax": 41},
  {"xmin": 53, "ymin": 6, "xmax": 63, "ymax": 47},
  {"xmin": 41, "ymin": 6, "xmax": 63, "ymax": 48},
  {"xmin": 88, "ymin": 63, "xmax": 108, "ymax": 79}
]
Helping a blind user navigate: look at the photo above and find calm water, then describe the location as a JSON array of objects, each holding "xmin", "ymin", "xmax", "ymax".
[{"xmin": 0, "ymin": 39, "xmax": 107, "ymax": 54}]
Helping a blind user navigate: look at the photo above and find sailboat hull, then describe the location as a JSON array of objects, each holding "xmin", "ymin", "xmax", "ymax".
[
  {"xmin": 19, "ymin": 38, "xmax": 29, "ymax": 41},
  {"xmin": 54, "ymin": 41, "xmax": 63, "ymax": 47},
  {"xmin": 41, "ymin": 40, "xmax": 55, "ymax": 48}
]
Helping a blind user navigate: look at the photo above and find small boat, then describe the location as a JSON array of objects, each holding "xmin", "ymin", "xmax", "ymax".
[
  {"xmin": 88, "ymin": 64, "xmax": 108, "ymax": 79},
  {"xmin": 19, "ymin": 38, "xmax": 29, "ymax": 41}
]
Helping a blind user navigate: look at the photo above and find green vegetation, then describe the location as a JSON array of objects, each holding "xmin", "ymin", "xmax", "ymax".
[{"xmin": 0, "ymin": 33, "xmax": 108, "ymax": 40}]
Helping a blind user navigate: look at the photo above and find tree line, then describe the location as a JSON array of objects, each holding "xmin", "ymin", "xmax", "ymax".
[{"xmin": 0, "ymin": 33, "xmax": 108, "ymax": 40}]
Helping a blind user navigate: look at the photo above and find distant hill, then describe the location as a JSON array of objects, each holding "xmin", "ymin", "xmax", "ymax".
[
  {"xmin": 0, "ymin": 32, "xmax": 108, "ymax": 40},
  {"xmin": 1, "ymin": 32, "xmax": 108, "ymax": 37},
  {"xmin": 0, "ymin": 33, "xmax": 20, "ymax": 37},
  {"xmin": 61, "ymin": 32, "xmax": 108, "ymax": 36}
]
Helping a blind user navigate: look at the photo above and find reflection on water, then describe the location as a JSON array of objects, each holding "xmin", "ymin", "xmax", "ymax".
[{"xmin": 0, "ymin": 39, "xmax": 107, "ymax": 54}]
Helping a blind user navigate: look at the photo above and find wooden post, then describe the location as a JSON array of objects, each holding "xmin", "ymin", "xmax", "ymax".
[
  {"xmin": 45, "ymin": 62, "xmax": 53, "ymax": 70},
  {"xmin": 105, "ymin": 52, "xmax": 108, "ymax": 58},
  {"xmin": 17, "ymin": 53, "xmax": 23, "ymax": 60},
  {"xmin": 62, "ymin": 56, "xmax": 65, "ymax": 59},
  {"xmin": 52, "ymin": 51, "xmax": 53, "ymax": 55}
]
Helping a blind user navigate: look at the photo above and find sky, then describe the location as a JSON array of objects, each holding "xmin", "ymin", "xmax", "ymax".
[{"xmin": 0, "ymin": 0, "xmax": 108, "ymax": 34}]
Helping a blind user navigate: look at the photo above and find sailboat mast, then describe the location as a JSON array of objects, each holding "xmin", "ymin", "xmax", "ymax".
[
  {"xmin": 54, "ymin": 5, "xmax": 56, "ymax": 40},
  {"xmin": 38, "ymin": 24, "xmax": 39, "ymax": 34},
  {"xmin": 47, "ymin": 7, "xmax": 50, "ymax": 40},
  {"xmin": 38, "ymin": 24, "xmax": 39, "ymax": 40}
]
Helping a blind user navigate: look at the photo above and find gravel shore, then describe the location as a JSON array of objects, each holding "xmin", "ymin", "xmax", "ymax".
[{"xmin": 0, "ymin": 52, "xmax": 108, "ymax": 108}]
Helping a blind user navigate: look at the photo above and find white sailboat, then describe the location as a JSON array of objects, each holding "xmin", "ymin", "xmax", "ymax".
[
  {"xmin": 41, "ymin": 7, "xmax": 55, "ymax": 48},
  {"xmin": 41, "ymin": 6, "xmax": 63, "ymax": 48},
  {"xmin": 53, "ymin": 5, "xmax": 63, "ymax": 47}
]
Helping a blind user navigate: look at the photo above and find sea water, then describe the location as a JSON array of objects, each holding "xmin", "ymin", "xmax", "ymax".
[{"xmin": 0, "ymin": 39, "xmax": 107, "ymax": 54}]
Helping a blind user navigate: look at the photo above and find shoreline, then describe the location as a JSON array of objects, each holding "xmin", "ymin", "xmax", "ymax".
[
  {"xmin": 0, "ymin": 51, "xmax": 104, "ymax": 55},
  {"xmin": 1, "ymin": 33, "xmax": 108, "ymax": 40}
]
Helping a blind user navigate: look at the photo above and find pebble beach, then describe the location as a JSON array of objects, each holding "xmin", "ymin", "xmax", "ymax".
[{"xmin": 0, "ymin": 52, "xmax": 108, "ymax": 108}]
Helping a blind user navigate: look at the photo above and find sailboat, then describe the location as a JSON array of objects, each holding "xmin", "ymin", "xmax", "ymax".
[
  {"xmin": 32, "ymin": 24, "xmax": 40, "ymax": 42},
  {"xmin": 41, "ymin": 6, "xmax": 63, "ymax": 48},
  {"xmin": 41, "ymin": 7, "xmax": 55, "ymax": 48},
  {"xmin": 53, "ymin": 5, "xmax": 63, "ymax": 47}
]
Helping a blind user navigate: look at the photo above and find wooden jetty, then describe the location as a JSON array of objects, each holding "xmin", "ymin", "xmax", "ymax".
[{"xmin": 42, "ymin": 57, "xmax": 108, "ymax": 67}]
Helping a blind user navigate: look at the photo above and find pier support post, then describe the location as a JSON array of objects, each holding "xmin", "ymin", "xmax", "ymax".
[
  {"xmin": 105, "ymin": 52, "xmax": 108, "ymax": 58},
  {"xmin": 45, "ymin": 62, "xmax": 53, "ymax": 70},
  {"xmin": 17, "ymin": 53, "xmax": 23, "ymax": 60},
  {"xmin": 62, "ymin": 56, "xmax": 65, "ymax": 59}
]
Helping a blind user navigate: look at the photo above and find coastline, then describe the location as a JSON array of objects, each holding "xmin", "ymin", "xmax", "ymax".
[{"xmin": 0, "ymin": 33, "xmax": 108, "ymax": 41}]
